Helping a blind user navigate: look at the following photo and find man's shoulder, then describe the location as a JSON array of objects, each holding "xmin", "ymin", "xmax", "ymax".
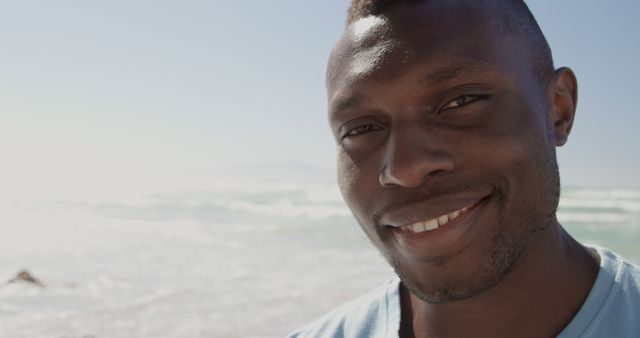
[
  {"xmin": 287, "ymin": 278, "xmax": 401, "ymax": 338},
  {"xmin": 559, "ymin": 246, "xmax": 640, "ymax": 337},
  {"xmin": 596, "ymin": 246, "xmax": 640, "ymax": 290},
  {"xmin": 591, "ymin": 247, "xmax": 640, "ymax": 333}
]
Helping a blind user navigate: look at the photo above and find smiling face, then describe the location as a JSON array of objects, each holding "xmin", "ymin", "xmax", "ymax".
[{"xmin": 328, "ymin": 2, "xmax": 565, "ymax": 303}]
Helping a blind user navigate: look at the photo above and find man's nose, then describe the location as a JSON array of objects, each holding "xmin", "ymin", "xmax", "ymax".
[{"xmin": 378, "ymin": 129, "xmax": 455, "ymax": 189}]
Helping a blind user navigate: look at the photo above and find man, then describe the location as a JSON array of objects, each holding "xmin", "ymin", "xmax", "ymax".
[{"xmin": 289, "ymin": 1, "xmax": 640, "ymax": 337}]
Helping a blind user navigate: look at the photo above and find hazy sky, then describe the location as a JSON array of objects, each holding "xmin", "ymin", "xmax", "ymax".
[{"xmin": 1, "ymin": 0, "xmax": 639, "ymax": 201}]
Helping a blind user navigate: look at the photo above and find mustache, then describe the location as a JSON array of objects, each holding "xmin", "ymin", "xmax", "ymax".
[{"xmin": 371, "ymin": 177, "xmax": 507, "ymax": 225}]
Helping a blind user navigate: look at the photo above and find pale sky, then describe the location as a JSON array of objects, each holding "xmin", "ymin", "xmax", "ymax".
[{"xmin": 1, "ymin": 0, "xmax": 638, "ymax": 202}]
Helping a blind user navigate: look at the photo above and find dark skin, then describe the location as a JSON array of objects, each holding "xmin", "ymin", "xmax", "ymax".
[{"xmin": 327, "ymin": 2, "xmax": 598, "ymax": 338}]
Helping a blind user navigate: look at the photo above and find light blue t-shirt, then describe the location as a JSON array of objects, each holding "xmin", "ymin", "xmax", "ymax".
[{"xmin": 288, "ymin": 247, "xmax": 640, "ymax": 338}]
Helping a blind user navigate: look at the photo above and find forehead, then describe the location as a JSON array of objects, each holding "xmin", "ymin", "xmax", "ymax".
[{"xmin": 327, "ymin": 2, "xmax": 525, "ymax": 115}]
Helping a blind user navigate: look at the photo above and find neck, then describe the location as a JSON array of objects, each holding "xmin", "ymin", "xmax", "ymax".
[{"xmin": 401, "ymin": 222, "xmax": 599, "ymax": 338}]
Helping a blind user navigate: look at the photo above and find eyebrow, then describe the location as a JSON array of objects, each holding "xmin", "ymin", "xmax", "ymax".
[
  {"xmin": 422, "ymin": 61, "xmax": 494, "ymax": 87},
  {"xmin": 329, "ymin": 94, "xmax": 365, "ymax": 122},
  {"xmin": 329, "ymin": 61, "xmax": 494, "ymax": 121}
]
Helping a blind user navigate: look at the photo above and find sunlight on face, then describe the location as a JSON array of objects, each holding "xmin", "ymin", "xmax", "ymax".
[
  {"xmin": 346, "ymin": 16, "xmax": 393, "ymax": 76},
  {"xmin": 351, "ymin": 16, "xmax": 387, "ymax": 43}
]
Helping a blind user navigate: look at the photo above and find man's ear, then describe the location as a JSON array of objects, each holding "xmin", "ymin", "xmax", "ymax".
[{"xmin": 547, "ymin": 67, "xmax": 578, "ymax": 146}]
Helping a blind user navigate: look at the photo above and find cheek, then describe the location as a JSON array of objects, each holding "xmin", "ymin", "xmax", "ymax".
[
  {"xmin": 337, "ymin": 149, "xmax": 379, "ymax": 224},
  {"xmin": 470, "ymin": 112, "xmax": 556, "ymax": 215},
  {"xmin": 503, "ymin": 111, "xmax": 553, "ymax": 175},
  {"xmin": 337, "ymin": 150, "xmax": 360, "ymax": 197},
  {"xmin": 473, "ymin": 131, "xmax": 544, "ymax": 185},
  {"xmin": 476, "ymin": 104, "xmax": 549, "ymax": 166}
]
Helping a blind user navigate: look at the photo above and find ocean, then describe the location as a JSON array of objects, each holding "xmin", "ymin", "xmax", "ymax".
[{"xmin": 0, "ymin": 178, "xmax": 638, "ymax": 338}]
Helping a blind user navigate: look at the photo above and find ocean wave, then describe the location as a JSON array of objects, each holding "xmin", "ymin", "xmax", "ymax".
[
  {"xmin": 227, "ymin": 199, "xmax": 351, "ymax": 219},
  {"xmin": 558, "ymin": 199, "xmax": 640, "ymax": 213},
  {"xmin": 557, "ymin": 211, "xmax": 632, "ymax": 223},
  {"xmin": 562, "ymin": 187, "xmax": 640, "ymax": 200},
  {"xmin": 11, "ymin": 184, "xmax": 640, "ymax": 226}
]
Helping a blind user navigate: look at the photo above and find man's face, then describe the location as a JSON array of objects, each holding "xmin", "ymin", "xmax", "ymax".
[{"xmin": 327, "ymin": 2, "xmax": 562, "ymax": 303}]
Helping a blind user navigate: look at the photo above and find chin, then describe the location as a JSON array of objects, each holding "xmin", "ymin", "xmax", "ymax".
[
  {"xmin": 399, "ymin": 251, "xmax": 521, "ymax": 304},
  {"xmin": 387, "ymin": 230, "xmax": 523, "ymax": 304},
  {"xmin": 384, "ymin": 188, "xmax": 554, "ymax": 304}
]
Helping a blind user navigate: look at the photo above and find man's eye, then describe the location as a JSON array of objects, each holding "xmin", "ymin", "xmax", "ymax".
[
  {"xmin": 442, "ymin": 94, "xmax": 488, "ymax": 110},
  {"xmin": 343, "ymin": 124, "xmax": 382, "ymax": 138}
]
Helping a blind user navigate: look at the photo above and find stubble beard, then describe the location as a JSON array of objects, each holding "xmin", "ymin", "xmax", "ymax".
[{"xmin": 378, "ymin": 149, "xmax": 561, "ymax": 304}]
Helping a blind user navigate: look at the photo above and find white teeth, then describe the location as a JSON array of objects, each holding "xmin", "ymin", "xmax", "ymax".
[
  {"xmin": 437, "ymin": 215, "xmax": 449, "ymax": 226},
  {"xmin": 424, "ymin": 219, "xmax": 438, "ymax": 231},
  {"xmin": 404, "ymin": 222, "xmax": 426, "ymax": 233},
  {"xmin": 399, "ymin": 203, "xmax": 473, "ymax": 234}
]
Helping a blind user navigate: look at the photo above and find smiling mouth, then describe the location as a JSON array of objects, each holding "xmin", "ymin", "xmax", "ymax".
[
  {"xmin": 383, "ymin": 193, "xmax": 495, "ymax": 235},
  {"xmin": 395, "ymin": 203, "xmax": 473, "ymax": 234}
]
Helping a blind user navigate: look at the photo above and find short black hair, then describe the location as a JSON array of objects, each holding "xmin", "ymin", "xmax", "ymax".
[{"xmin": 346, "ymin": 0, "xmax": 554, "ymax": 84}]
